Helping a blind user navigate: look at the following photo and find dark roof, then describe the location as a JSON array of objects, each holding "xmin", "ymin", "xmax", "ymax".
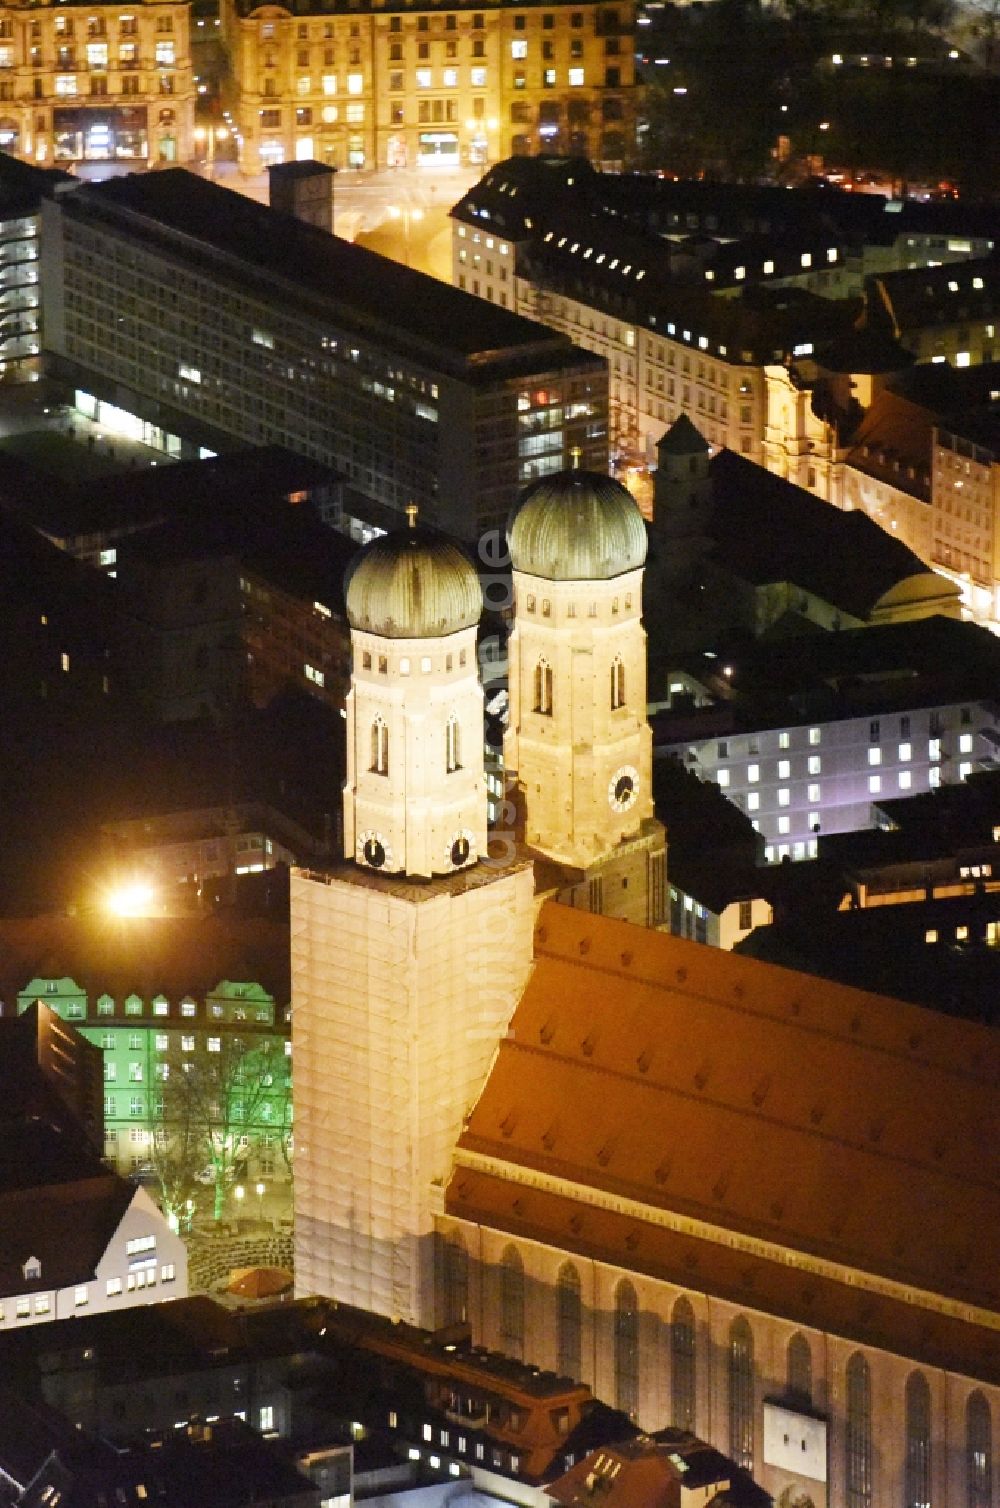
[
  {"xmin": 0, "ymin": 1137, "xmax": 135, "ymax": 1294},
  {"xmin": 0, "ymin": 912, "xmax": 291, "ymax": 1006},
  {"xmin": 72, "ymin": 172, "xmax": 593, "ymax": 381},
  {"xmin": 16, "ymin": 446, "xmax": 343, "ymax": 543},
  {"xmin": 937, "ymin": 405, "xmax": 1000, "ymax": 454},
  {"xmin": 815, "ymin": 324, "xmax": 916, "ymax": 374},
  {"xmin": 706, "ymin": 447, "xmax": 946, "ymax": 619},
  {"xmin": 656, "ymin": 414, "xmax": 710, "ymax": 456},
  {"xmin": 21, "ymin": 1417, "xmax": 319, "ymax": 1508}
]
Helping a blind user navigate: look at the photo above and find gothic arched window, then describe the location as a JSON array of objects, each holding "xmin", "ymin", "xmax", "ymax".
[
  {"xmin": 446, "ymin": 714, "xmax": 461, "ymax": 773},
  {"xmin": 670, "ymin": 1296, "xmax": 696, "ymax": 1430},
  {"xmin": 905, "ymin": 1371, "xmax": 932, "ymax": 1508},
  {"xmin": 534, "ymin": 657, "xmax": 553, "ymax": 716},
  {"xmin": 556, "ymin": 1262, "xmax": 582, "ymax": 1379},
  {"xmin": 728, "ymin": 1316, "xmax": 754, "ymax": 1471},
  {"xmin": 967, "ymin": 1391, "xmax": 992, "ymax": 1508},
  {"xmin": 499, "ymin": 1245, "xmax": 524, "ymax": 1359},
  {"xmin": 611, "ymin": 655, "xmax": 625, "ymax": 710},
  {"xmin": 442, "ymin": 1235, "xmax": 468, "ymax": 1327},
  {"xmin": 845, "ymin": 1353, "xmax": 873, "ymax": 1508},
  {"xmin": 787, "ymin": 1332, "xmax": 812, "ymax": 1405},
  {"xmin": 614, "ymin": 1279, "xmax": 639, "ymax": 1417},
  {"xmin": 370, "ymin": 715, "xmax": 388, "ymax": 775}
]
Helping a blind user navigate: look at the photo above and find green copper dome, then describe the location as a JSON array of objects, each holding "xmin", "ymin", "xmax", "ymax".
[
  {"xmin": 345, "ymin": 525, "xmax": 482, "ymax": 639},
  {"xmin": 508, "ymin": 470, "xmax": 647, "ymax": 581}
]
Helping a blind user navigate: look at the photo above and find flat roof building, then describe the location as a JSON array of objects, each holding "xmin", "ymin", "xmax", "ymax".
[{"xmin": 40, "ymin": 168, "xmax": 609, "ymax": 540}]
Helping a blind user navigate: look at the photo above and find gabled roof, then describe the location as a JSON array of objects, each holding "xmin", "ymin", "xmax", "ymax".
[
  {"xmin": 706, "ymin": 448, "xmax": 952, "ymax": 619},
  {"xmin": 0, "ymin": 912, "xmax": 290, "ymax": 1008},
  {"xmin": 656, "ymin": 415, "xmax": 710, "ymax": 457},
  {"xmin": 449, "ymin": 901, "xmax": 1000, "ymax": 1381}
]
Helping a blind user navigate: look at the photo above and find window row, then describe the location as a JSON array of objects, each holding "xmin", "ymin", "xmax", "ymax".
[{"xmin": 368, "ymin": 715, "xmax": 462, "ymax": 776}]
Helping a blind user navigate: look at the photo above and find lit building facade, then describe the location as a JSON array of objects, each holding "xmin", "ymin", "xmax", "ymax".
[
  {"xmin": 221, "ymin": 0, "xmax": 636, "ymax": 174},
  {"xmin": 39, "ymin": 169, "xmax": 608, "ymax": 540},
  {"xmin": 0, "ymin": 0, "xmax": 194, "ymax": 167},
  {"xmin": 659, "ymin": 699, "xmax": 998, "ymax": 865}
]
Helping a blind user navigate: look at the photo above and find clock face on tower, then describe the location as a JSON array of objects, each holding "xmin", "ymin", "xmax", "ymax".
[
  {"xmin": 358, "ymin": 831, "xmax": 391, "ymax": 869},
  {"xmin": 608, "ymin": 765, "xmax": 640, "ymax": 813},
  {"xmin": 447, "ymin": 830, "xmax": 476, "ymax": 869}
]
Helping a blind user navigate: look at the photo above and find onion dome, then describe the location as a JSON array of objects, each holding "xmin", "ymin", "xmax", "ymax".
[
  {"xmin": 345, "ymin": 516, "xmax": 482, "ymax": 639},
  {"xmin": 508, "ymin": 469, "xmax": 647, "ymax": 581}
]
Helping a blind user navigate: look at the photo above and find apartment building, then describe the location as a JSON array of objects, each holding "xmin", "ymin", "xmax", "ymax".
[
  {"xmin": 0, "ymin": 912, "xmax": 291, "ymax": 1184},
  {"xmin": 655, "ymin": 618, "xmax": 1000, "ymax": 864},
  {"xmin": 221, "ymin": 0, "xmax": 636, "ymax": 174},
  {"xmin": 452, "ymin": 159, "xmax": 854, "ymax": 464},
  {"xmin": 39, "ymin": 167, "xmax": 607, "ymax": 540},
  {"xmin": 0, "ymin": 0, "xmax": 193, "ymax": 167}
]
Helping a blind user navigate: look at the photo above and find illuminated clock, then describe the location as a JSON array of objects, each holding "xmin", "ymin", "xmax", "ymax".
[
  {"xmin": 608, "ymin": 765, "xmax": 640, "ymax": 812},
  {"xmin": 358, "ymin": 830, "xmax": 391, "ymax": 869},
  {"xmin": 447, "ymin": 829, "xmax": 476, "ymax": 868}
]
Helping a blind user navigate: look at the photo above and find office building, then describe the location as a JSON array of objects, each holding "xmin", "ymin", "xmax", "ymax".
[{"xmin": 40, "ymin": 168, "xmax": 608, "ymax": 539}]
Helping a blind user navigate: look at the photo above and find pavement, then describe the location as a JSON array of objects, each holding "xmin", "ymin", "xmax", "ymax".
[{"xmin": 73, "ymin": 156, "xmax": 479, "ymax": 283}]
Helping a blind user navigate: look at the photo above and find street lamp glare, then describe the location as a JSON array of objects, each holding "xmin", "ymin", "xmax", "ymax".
[{"xmin": 106, "ymin": 880, "xmax": 155, "ymax": 918}]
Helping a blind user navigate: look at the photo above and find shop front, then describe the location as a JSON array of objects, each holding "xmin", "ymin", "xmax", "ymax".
[{"xmin": 52, "ymin": 106, "xmax": 148, "ymax": 162}]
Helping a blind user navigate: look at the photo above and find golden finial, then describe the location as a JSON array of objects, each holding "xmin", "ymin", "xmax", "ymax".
[
  {"xmin": 405, "ymin": 501, "xmax": 419, "ymax": 529},
  {"xmin": 570, "ymin": 446, "xmax": 582, "ymax": 470}
]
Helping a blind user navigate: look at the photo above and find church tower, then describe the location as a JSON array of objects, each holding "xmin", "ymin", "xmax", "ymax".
[
  {"xmin": 292, "ymin": 518, "xmax": 535, "ymax": 1326},
  {"xmin": 505, "ymin": 471, "xmax": 666, "ymax": 927}
]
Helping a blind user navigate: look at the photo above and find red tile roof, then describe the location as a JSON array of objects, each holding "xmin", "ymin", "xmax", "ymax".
[{"xmin": 449, "ymin": 902, "xmax": 1000, "ymax": 1378}]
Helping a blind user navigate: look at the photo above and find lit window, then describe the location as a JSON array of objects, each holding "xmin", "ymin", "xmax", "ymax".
[
  {"xmin": 568, "ymin": 66, "xmax": 584, "ymax": 84},
  {"xmin": 347, "ymin": 71, "xmax": 362, "ymax": 93},
  {"xmin": 778, "ymin": 731, "xmax": 790, "ymax": 749},
  {"xmin": 801, "ymin": 252, "xmax": 812, "ymax": 268},
  {"xmin": 747, "ymin": 763, "xmax": 759, "ymax": 783},
  {"xmin": 55, "ymin": 74, "xmax": 78, "ymax": 95},
  {"xmin": 929, "ymin": 738, "xmax": 941, "ymax": 760},
  {"xmin": 809, "ymin": 727, "xmax": 821, "ymax": 745},
  {"xmin": 956, "ymin": 925, "xmax": 969, "ymax": 941},
  {"xmin": 807, "ymin": 811, "xmax": 819, "ymax": 829},
  {"xmin": 107, "ymin": 1277, "xmax": 123, "ymax": 1296},
  {"xmin": 777, "ymin": 760, "xmax": 790, "ymax": 779},
  {"xmin": 960, "ymin": 761, "xmax": 972, "ymax": 780},
  {"xmin": 808, "ymin": 755, "xmax": 821, "ymax": 775},
  {"xmin": 960, "ymin": 733, "xmax": 973, "ymax": 753},
  {"xmin": 34, "ymin": 1295, "xmax": 49, "ymax": 1315},
  {"xmin": 899, "ymin": 742, "xmax": 911, "ymax": 761},
  {"xmin": 747, "ymin": 792, "xmax": 760, "ymax": 812},
  {"xmin": 181, "ymin": 1034, "xmax": 195, "ymax": 1052},
  {"xmin": 807, "ymin": 783, "xmax": 820, "ymax": 803},
  {"xmin": 259, "ymin": 1405, "xmax": 275, "ymax": 1432},
  {"xmin": 415, "ymin": 66, "xmax": 431, "ymax": 86},
  {"xmin": 869, "ymin": 774, "xmax": 881, "ymax": 794},
  {"xmin": 929, "ymin": 766, "xmax": 941, "ymax": 787},
  {"xmin": 925, "ymin": 929, "xmax": 938, "ymax": 943},
  {"xmin": 61, "ymin": 652, "xmax": 70, "ymax": 672},
  {"xmin": 322, "ymin": 73, "xmax": 336, "ymax": 94},
  {"xmin": 208, "ymin": 1036, "xmax": 221, "ymax": 1052},
  {"xmin": 304, "ymin": 663, "xmax": 325, "ymax": 687},
  {"xmin": 471, "ymin": 65, "xmax": 486, "ymax": 86},
  {"xmin": 399, "ymin": 657, "xmax": 410, "ymax": 675},
  {"xmin": 717, "ymin": 770, "xmax": 729, "ymax": 788},
  {"xmin": 181, "ymin": 1001, "xmax": 196, "ymax": 1017},
  {"xmin": 777, "ymin": 816, "xmax": 790, "ymax": 834},
  {"xmin": 511, "ymin": 39, "xmax": 527, "ymax": 58},
  {"xmin": 778, "ymin": 788, "xmax": 790, "ymax": 806},
  {"xmin": 898, "ymin": 770, "xmax": 912, "ymax": 790},
  {"xmin": 161, "ymin": 1264, "xmax": 176, "ymax": 1282},
  {"xmin": 443, "ymin": 66, "xmax": 457, "ymax": 85},
  {"xmin": 74, "ymin": 1286, "xmax": 89, "ymax": 1307},
  {"xmin": 868, "ymin": 747, "xmax": 881, "ymax": 766}
]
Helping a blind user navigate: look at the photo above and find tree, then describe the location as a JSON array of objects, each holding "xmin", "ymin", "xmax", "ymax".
[{"xmin": 154, "ymin": 1034, "xmax": 282, "ymax": 1223}]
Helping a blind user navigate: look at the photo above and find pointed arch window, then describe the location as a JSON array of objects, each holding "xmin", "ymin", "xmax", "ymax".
[
  {"xmin": 442, "ymin": 1235, "xmax": 468, "ymax": 1327},
  {"xmin": 967, "ymin": 1391, "xmax": 992, "ymax": 1508},
  {"xmin": 670, "ymin": 1296, "xmax": 696, "ymax": 1430},
  {"xmin": 370, "ymin": 715, "xmax": 388, "ymax": 775},
  {"xmin": 534, "ymin": 657, "xmax": 553, "ymax": 716},
  {"xmin": 614, "ymin": 1278, "xmax": 639, "ymax": 1417},
  {"xmin": 611, "ymin": 655, "xmax": 625, "ymax": 710},
  {"xmin": 845, "ymin": 1352, "xmax": 873, "ymax": 1508},
  {"xmin": 556, "ymin": 1262, "xmax": 582, "ymax": 1379},
  {"xmin": 446, "ymin": 714, "xmax": 461, "ymax": 773},
  {"xmin": 499, "ymin": 1245, "xmax": 524, "ymax": 1359},
  {"xmin": 905, "ymin": 1371, "xmax": 932, "ymax": 1508},
  {"xmin": 728, "ymin": 1315, "xmax": 754, "ymax": 1471},
  {"xmin": 787, "ymin": 1332, "xmax": 812, "ymax": 1406}
]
